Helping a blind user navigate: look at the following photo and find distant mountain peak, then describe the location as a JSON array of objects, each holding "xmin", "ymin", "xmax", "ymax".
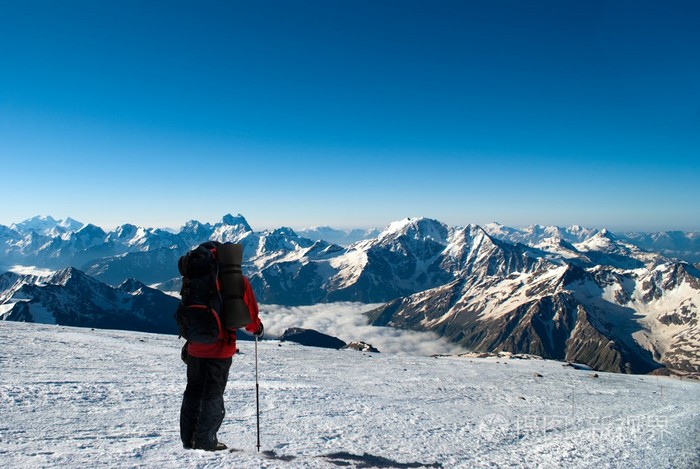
[
  {"xmin": 75, "ymin": 224, "xmax": 107, "ymax": 243},
  {"xmin": 379, "ymin": 217, "xmax": 448, "ymax": 243},
  {"xmin": 10, "ymin": 215, "xmax": 84, "ymax": 237},
  {"xmin": 297, "ymin": 225, "xmax": 380, "ymax": 247},
  {"xmin": 578, "ymin": 229, "xmax": 618, "ymax": 248},
  {"xmin": 59, "ymin": 217, "xmax": 84, "ymax": 231},
  {"xmin": 29, "ymin": 215, "xmax": 57, "ymax": 223},
  {"xmin": 78, "ymin": 223, "xmax": 106, "ymax": 234},
  {"xmin": 113, "ymin": 224, "xmax": 139, "ymax": 239},
  {"xmin": 118, "ymin": 278, "xmax": 148, "ymax": 294},
  {"xmin": 220, "ymin": 214, "xmax": 252, "ymax": 231},
  {"xmin": 47, "ymin": 267, "xmax": 86, "ymax": 286},
  {"xmin": 183, "ymin": 219, "xmax": 212, "ymax": 229},
  {"xmin": 272, "ymin": 226, "xmax": 298, "ymax": 238}
]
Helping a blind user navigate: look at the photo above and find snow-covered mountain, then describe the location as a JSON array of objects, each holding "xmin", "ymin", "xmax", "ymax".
[
  {"xmin": 251, "ymin": 217, "xmax": 699, "ymax": 374},
  {"xmin": 2, "ymin": 214, "xmax": 699, "ymax": 374},
  {"xmin": 2, "ymin": 321, "xmax": 699, "ymax": 469},
  {"xmin": 296, "ymin": 225, "xmax": 381, "ymax": 246},
  {"xmin": 483, "ymin": 222, "xmax": 598, "ymax": 246},
  {"xmin": 483, "ymin": 222, "xmax": 700, "ymax": 264},
  {"xmin": 366, "ymin": 229, "xmax": 700, "ymax": 373},
  {"xmin": 9, "ymin": 215, "xmax": 84, "ymax": 237},
  {"xmin": 620, "ymin": 230, "xmax": 700, "ymax": 264},
  {"xmin": 0, "ymin": 267, "xmax": 179, "ymax": 335}
]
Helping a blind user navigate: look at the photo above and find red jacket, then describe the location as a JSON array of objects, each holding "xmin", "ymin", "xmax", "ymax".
[{"xmin": 187, "ymin": 276, "xmax": 262, "ymax": 359}]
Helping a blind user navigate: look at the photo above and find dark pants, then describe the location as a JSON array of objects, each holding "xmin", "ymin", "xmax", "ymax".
[{"xmin": 180, "ymin": 356, "xmax": 232, "ymax": 449}]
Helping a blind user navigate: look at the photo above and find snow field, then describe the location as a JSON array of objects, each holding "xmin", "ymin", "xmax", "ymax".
[{"xmin": 0, "ymin": 321, "xmax": 698, "ymax": 468}]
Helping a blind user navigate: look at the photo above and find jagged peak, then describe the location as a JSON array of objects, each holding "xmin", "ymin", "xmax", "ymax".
[
  {"xmin": 379, "ymin": 217, "xmax": 448, "ymax": 243},
  {"xmin": 113, "ymin": 223, "xmax": 139, "ymax": 238},
  {"xmin": 523, "ymin": 223, "xmax": 546, "ymax": 233},
  {"xmin": 58, "ymin": 217, "xmax": 84, "ymax": 231},
  {"xmin": 185, "ymin": 219, "xmax": 212, "ymax": 228},
  {"xmin": 535, "ymin": 235, "xmax": 578, "ymax": 251},
  {"xmin": 46, "ymin": 267, "xmax": 90, "ymax": 286},
  {"xmin": 450, "ymin": 223, "xmax": 495, "ymax": 243},
  {"xmin": 482, "ymin": 221, "xmax": 517, "ymax": 235},
  {"xmin": 272, "ymin": 226, "xmax": 298, "ymax": 238},
  {"xmin": 11, "ymin": 215, "xmax": 60, "ymax": 235},
  {"xmin": 11, "ymin": 215, "xmax": 84, "ymax": 231},
  {"xmin": 483, "ymin": 221, "xmax": 504, "ymax": 228},
  {"xmin": 219, "ymin": 214, "xmax": 252, "ymax": 231},
  {"xmin": 577, "ymin": 228, "xmax": 619, "ymax": 248},
  {"xmin": 596, "ymin": 228, "xmax": 617, "ymax": 240},
  {"xmin": 466, "ymin": 223, "xmax": 489, "ymax": 235},
  {"xmin": 118, "ymin": 278, "xmax": 148, "ymax": 293},
  {"xmin": 76, "ymin": 223, "xmax": 107, "ymax": 237}
]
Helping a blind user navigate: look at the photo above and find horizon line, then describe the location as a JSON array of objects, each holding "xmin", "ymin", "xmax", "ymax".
[{"xmin": 2, "ymin": 213, "xmax": 699, "ymax": 235}]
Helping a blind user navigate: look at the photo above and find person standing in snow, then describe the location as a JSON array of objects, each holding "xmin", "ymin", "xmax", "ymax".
[{"xmin": 178, "ymin": 243, "xmax": 264, "ymax": 451}]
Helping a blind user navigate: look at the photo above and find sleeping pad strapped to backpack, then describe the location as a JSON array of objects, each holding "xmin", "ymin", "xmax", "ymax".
[{"xmin": 175, "ymin": 241, "xmax": 252, "ymax": 343}]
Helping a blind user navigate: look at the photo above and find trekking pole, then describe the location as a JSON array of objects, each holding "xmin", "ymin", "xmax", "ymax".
[{"xmin": 255, "ymin": 335, "xmax": 261, "ymax": 452}]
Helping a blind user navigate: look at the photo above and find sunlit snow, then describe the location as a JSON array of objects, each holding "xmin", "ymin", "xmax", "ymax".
[{"xmin": 1, "ymin": 322, "xmax": 698, "ymax": 469}]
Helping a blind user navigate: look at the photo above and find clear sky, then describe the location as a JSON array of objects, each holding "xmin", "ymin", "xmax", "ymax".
[{"xmin": 1, "ymin": 0, "xmax": 698, "ymax": 232}]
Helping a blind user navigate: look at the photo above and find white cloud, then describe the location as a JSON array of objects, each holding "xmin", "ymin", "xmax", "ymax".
[
  {"xmin": 8, "ymin": 265, "xmax": 55, "ymax": 277},
  {"xmin": 259, "ymin": 302, "xmax": 468, "ymax": 356}
]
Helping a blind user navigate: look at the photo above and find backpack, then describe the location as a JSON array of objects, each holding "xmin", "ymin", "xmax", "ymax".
[
  {"xmin": 175, "ymin": 241, "xmax": 223, "ymax": 344},
  {"xmin": 175, "ymin": 241, "xmax": 252, "ymax": 343}
]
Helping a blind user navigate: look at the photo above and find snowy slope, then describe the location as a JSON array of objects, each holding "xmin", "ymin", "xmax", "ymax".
[{"xmin": 1, "ymin": 321, "xmax": 698, "ymax": 469}]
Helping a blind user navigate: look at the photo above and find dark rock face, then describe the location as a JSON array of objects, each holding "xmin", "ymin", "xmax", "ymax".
[{"xmin": 279, "ymin": 327, "xmax": 347, "ymax": 350}]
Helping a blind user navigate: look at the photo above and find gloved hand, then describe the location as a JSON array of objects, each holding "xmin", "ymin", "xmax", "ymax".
[{"xmin": 254, "ymin": 322, "xmax": 264, "ymax": 339}]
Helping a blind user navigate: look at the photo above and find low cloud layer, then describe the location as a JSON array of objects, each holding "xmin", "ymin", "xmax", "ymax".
[
  {"xmin": 8, "ymin": 265, "xmax": 56, "ymax": 277},
  {"xmin": 259, "ymin": 302, "xmax": 468, "ymax": 356}
]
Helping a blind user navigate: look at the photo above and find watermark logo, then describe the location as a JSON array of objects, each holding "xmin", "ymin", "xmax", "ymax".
[
  {"xmin": 477, "ymin": 413, "xmax": 670, "ymax": 441},
  {"xmin": 477, "ymin": 413, "xmax": 510, "ymax": 442}
]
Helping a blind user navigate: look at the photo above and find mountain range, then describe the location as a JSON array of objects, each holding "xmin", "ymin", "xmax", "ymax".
[
  {"xmin": 0, "ymin": 267, "xmax": 179, "ymax": 334},
  {"xmin": 1, "ymin": 214, "xmax": 698, "ymax": 374}
]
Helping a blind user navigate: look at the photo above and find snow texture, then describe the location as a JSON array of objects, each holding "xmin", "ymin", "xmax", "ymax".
[{"xmin": 1, "ymin": 321, "xmax": 698, "ymax": 469}]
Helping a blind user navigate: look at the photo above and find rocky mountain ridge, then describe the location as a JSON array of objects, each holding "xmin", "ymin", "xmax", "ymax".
[
  {"xmin": 0, "ymin": 267, "xmax": 179, "ymax": 335},
  {"xmin": 1, "ymin": 214, "xmax": 698, "ymax": 373}
]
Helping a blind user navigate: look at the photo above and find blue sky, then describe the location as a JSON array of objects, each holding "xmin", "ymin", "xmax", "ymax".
[{"xmin": 1, "ymin": 1, "xmax": 698, "ymax": 232}]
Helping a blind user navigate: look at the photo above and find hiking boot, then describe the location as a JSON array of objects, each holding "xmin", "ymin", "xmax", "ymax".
[
  {"xmin": 195, "ymin": 442, "xmax": 228, "ymax": 451},
  {"xmin": 204, "ymin": 442, "xmax": 228, "ymax": 451}
]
